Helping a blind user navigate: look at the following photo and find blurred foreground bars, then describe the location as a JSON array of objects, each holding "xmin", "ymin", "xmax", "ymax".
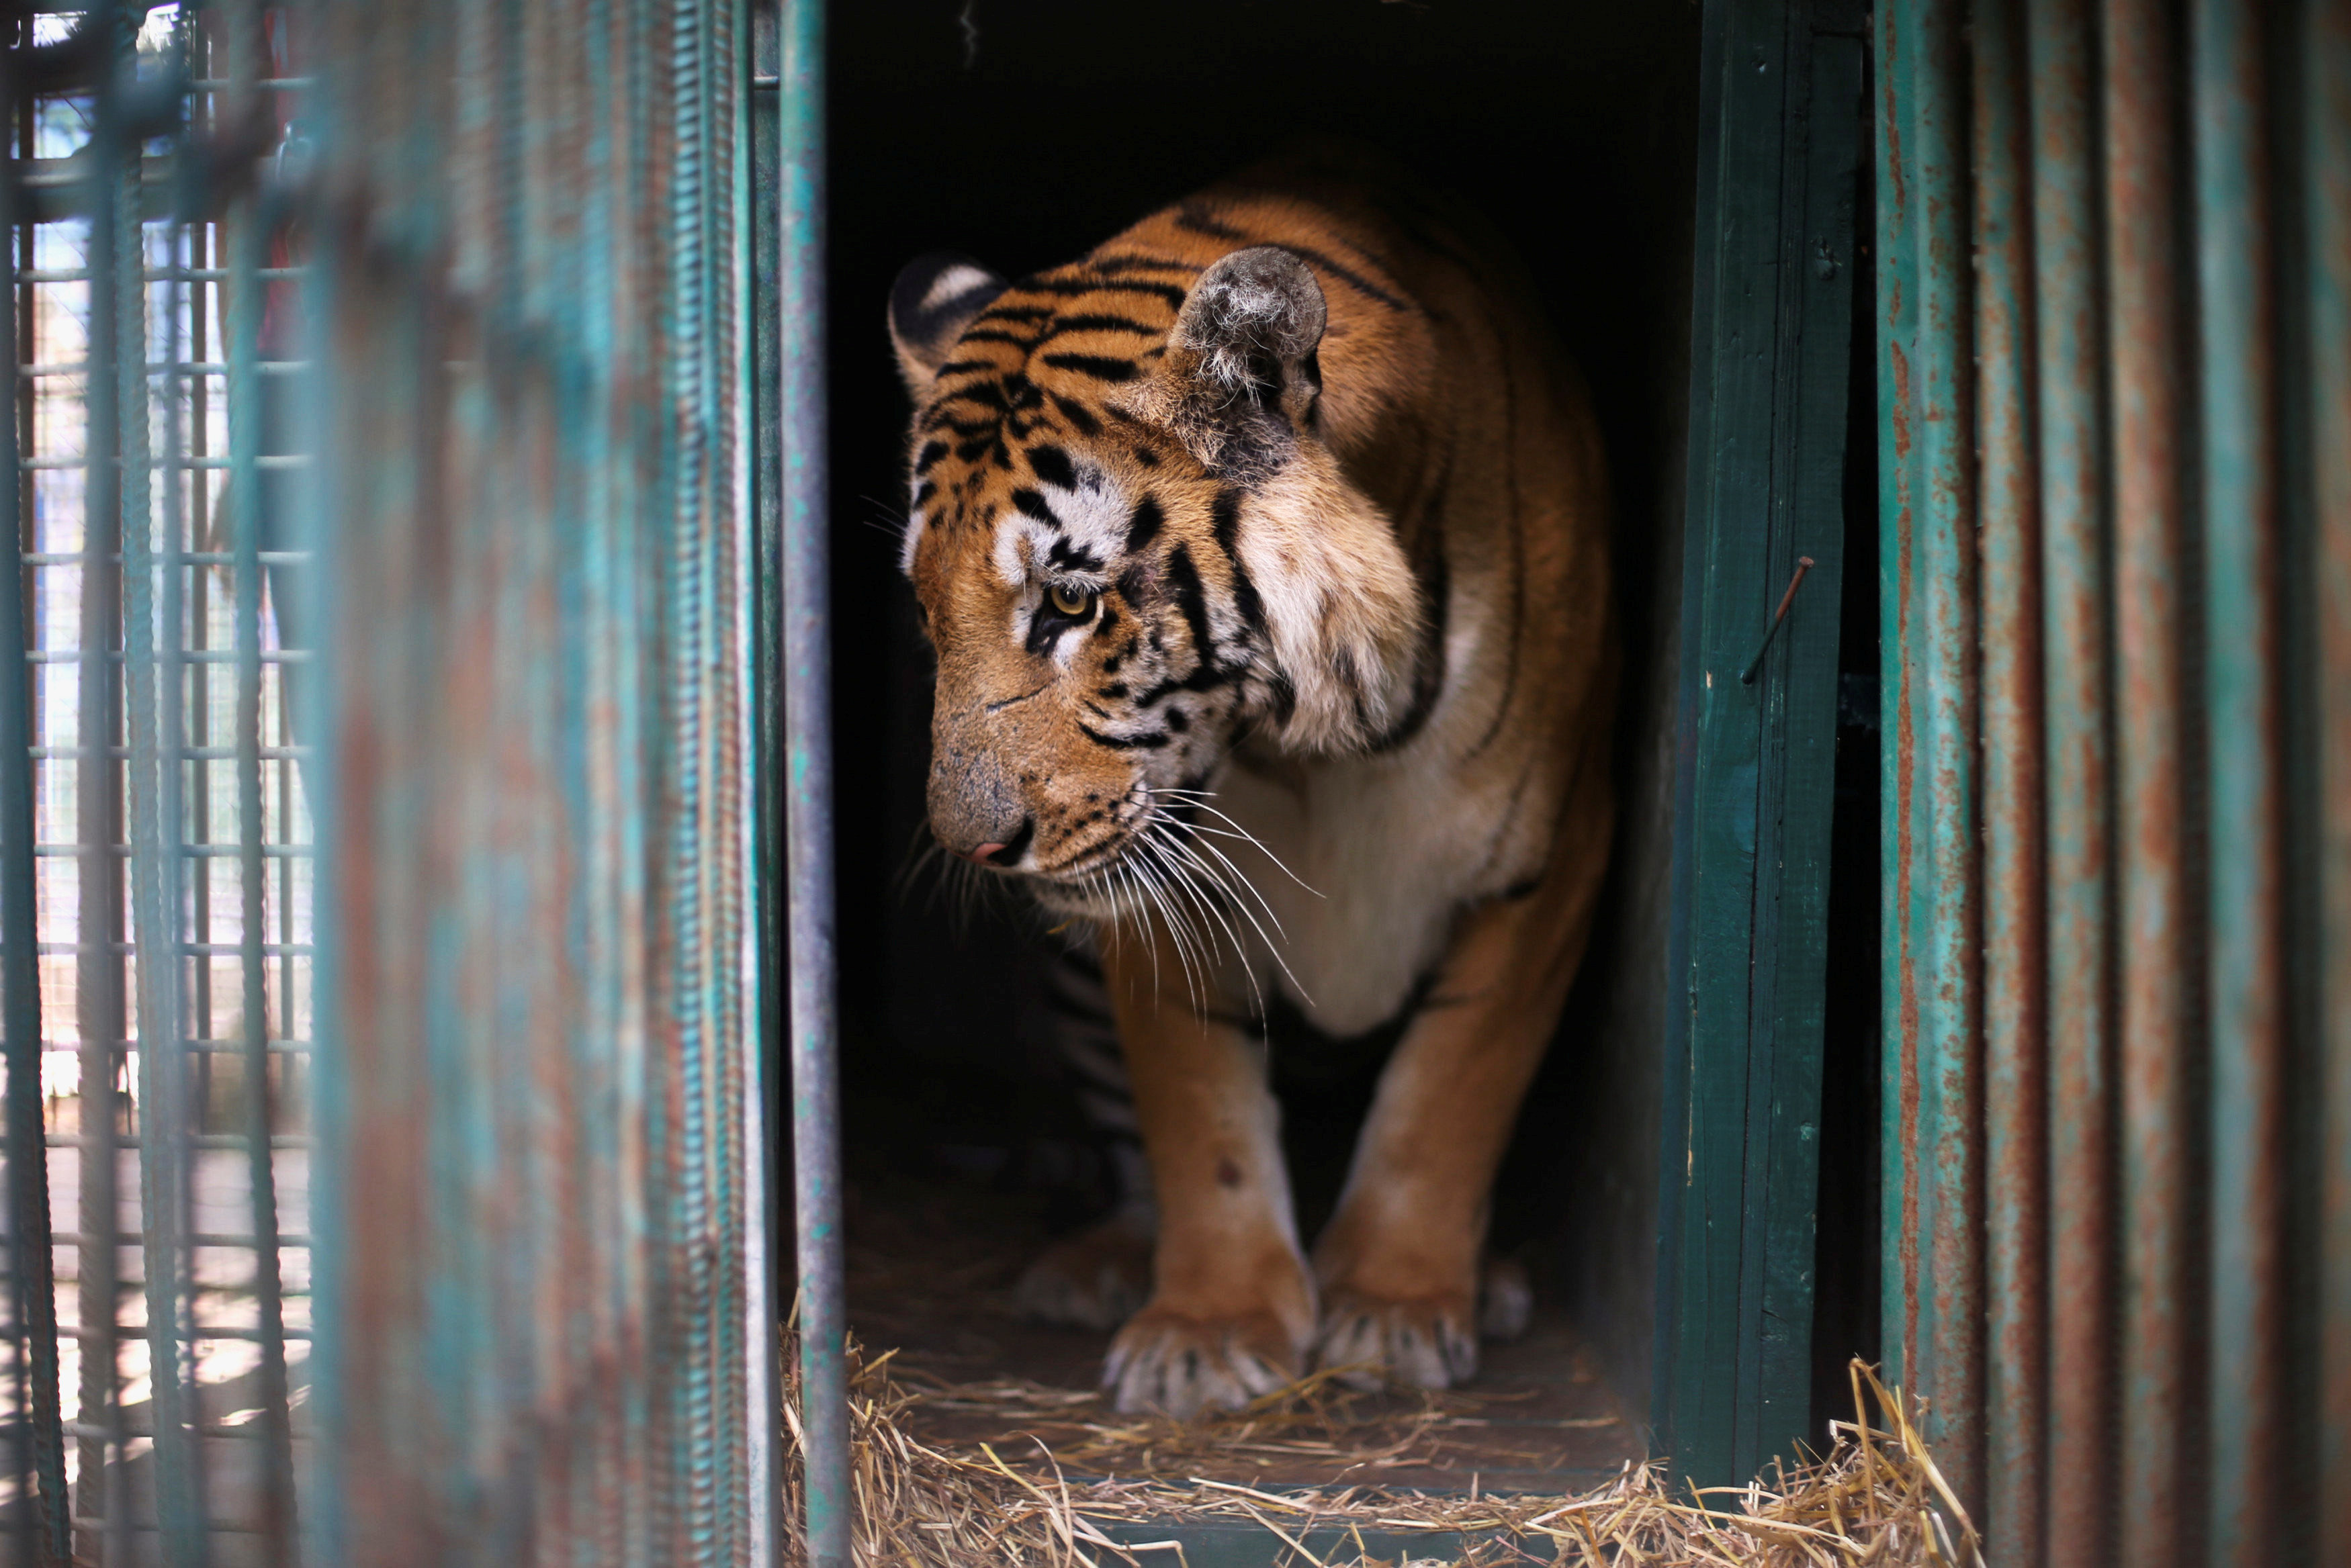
[
  {"xmin": 300, "ymin": 0, "xmax": 773, "ymax": 1563},
  {"xmin": 0, "ymin": 1, "xmax": 777, "ymax": 1565},
  {"xmin": 1877, "ymin": 0, "xmax": 2351, "ymax": 1563}
]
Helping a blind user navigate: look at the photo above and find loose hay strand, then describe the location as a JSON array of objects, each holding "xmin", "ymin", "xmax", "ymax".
[{"xmin": 780, "ymin": 1340, "xmax": 1981, "ymax": 1567}]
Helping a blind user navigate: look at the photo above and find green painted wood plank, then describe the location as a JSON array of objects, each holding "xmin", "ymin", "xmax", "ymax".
[{"xmin": 1656, "ymin": 0, "xmax": 1861, "ymax": 1488}]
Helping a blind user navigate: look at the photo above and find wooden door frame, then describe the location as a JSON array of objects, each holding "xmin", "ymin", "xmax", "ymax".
[{"xmin": 1652, "ymin": 0, "xmax": 1865, "ymax": 1486}]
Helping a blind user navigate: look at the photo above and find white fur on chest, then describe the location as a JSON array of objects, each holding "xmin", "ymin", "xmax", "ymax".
[{"xmin": 1208, "ymin": 618, "xmax": 1534, "ymax": 1036}]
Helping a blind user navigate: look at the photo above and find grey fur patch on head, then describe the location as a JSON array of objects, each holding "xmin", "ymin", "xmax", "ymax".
[
  {"xmin": 1162, "ymin": 246, "xmax": 1327, "ymax": 483},
  {"xmin": 1171, "ymin": 246, "xmax": 1327, "ymax": 402}
]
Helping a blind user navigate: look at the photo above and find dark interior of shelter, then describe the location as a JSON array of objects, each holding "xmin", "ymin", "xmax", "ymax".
[{"xmin": 802, "ymin": 0, "xmax": 1881, "ymax": 1482}]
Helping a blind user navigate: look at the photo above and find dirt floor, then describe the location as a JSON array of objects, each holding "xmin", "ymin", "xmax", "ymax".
[{"xmin": 844, "ymin": 1174, "xmax": 1648, "ymax": 1494}]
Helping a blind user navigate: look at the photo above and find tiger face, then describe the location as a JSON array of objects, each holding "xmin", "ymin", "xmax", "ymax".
[{"xmin": 889, "ymin": 244, "xmax": 1429, "ymax": 920}]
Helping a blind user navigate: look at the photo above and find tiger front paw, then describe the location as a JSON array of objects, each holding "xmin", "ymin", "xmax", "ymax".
[
  {"xmin": 1313, "ymin": 1283, "xmax": 1481, "ymax": 1391},
  {"xmin": 1103, "ymin": 1302, "xmax": 1308, "ymax": 1418}
]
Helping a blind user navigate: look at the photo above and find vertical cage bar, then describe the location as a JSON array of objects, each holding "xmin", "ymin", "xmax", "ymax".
[
  {"xmin": 1969, "ymin": 0, "xmax": 2048, "ymax": 1551},
  {"xmin": 225, "ymin": 0, "xmax": 298, "ymax": 1549},
  {"xmin": 779, "ymin": 0, "xmax": 846, "ymax": 1563},
  {"xmin": 2193, "ymin": 0, "xmax": 2287, "ymax": 1560},
  {"xmin": 2313, "ymin": 0, "xmax": 2351, "ymax": 1554},
  {"xmin": 156, "ymin": 50, "xmax": 202, "ymax": 1565},
  {"xmin": 0, "ymin": 32, "xmax": 66, "ymax": 1564},
  {"xmin": 78, "ymin": 5, "xmax": 132, "ymax": 1555},
  {"xmin": 1879, "ymin": 0, "xmax": 1984, "ymax": 1513},
  {"xmin": 731, "ymin": 0, "xmax": 777, "ymax": 1555},
  {"xmin": 666, "ymin": 0, "xmax": 754, "ymax": 1555},
  {"xmin": 2104, "ymin": 0, "xmax": 2195, "ymax": 1555},
  {"xmin": 115, "ymin": 4, "xmax": 208, "ymax": 1551},
  {"xmin": 2026, "ymin": 1, "xmax": 2117, "ymax": 1559}
]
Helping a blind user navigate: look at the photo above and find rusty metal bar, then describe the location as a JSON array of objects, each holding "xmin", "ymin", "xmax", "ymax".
[
  {"xmin": 2192, "ymin": 0, "xmax": 2287, "ymax": 1559},
  {"xmin": 1969, "ymin": 0, "xmax": 2047, "ymax": 1552},
  {"xmin": 2024, "ymin": 0, "xmax": 2119, "ymax": 1557},
  {"xmin": 2104, "ymin": 1, "xmax": 2196, "ymax": 1557},
  {"xmin": 2313, "ymin": 0, "xmax": 2351, "ymax": 1556},
  {"xmin": 302, "ymin": 0, "xmax": 770, "ymax": 1559},
  {"xmin": 780, "ymin": 0, "xmax": 847, "ymax": 1563},
  {"xmin": 1877, "ymin": 0, "xmax": 1984, "ymax": 1516}
]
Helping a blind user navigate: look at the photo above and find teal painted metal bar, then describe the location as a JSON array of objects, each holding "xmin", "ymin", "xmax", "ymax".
[
  {"xmin": 734, "ymin": 5, "xmax": 779, "ymax": 1563},
  {"xmin": 2194, "ymin": 0, "xmax": 2287, "ymax": 1559},
  {"xmin": 75, "ymin": 9, "xmax": 134, "ymax": 1558},
  {"xmin": 1872, "ymin": 0, "xmax": 1919, "ymax": 1461},
  {"xmin": 1874, "ymin": 0, "xmax": 2351, "ymax": 1555},
  {"xmin": 2025, "ymin": 2, "xmax": 2117, "ymax": 1560},
  {"xmin": 779, "ymin": 0, "xmax": 848, "ymax": 1561},
  {"xmin": 1968, "ymin": 0, "xmax": 2047, "ymax": 1551},
  {"xmin": 1877, "ymin": 0, "xmax": 1984, "ymax": 1516},
  {"xmin": 300, "ymin": 1, "xmax": 770, "ymax": 1559},
  {"xmin": 222, "ymin": 1, "xmax": 298, "ymax": 1556},
  {"xmin": 2104, "ymin": 2, "xmax": 2194, "ymax": 1553},
  {"xmin": 0, "ymin": 26, "xmax": 68, "ymax": 1561},
  {"xmin": 1655, "ymin": 0, "xmax": 1856, "ymax": 1487},
  {"xmin": 114, "ymin": 4, "xmax": 209, "ymax": 1551}
]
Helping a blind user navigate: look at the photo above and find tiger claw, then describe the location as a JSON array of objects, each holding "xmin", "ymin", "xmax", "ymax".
[
  {"xmin": 1314, "ymin": 1286, "xmax": 1480, "ymax": 1391},
  {"xmin": 1104, "ymin": 1306, "xmax": 1304, "ymax": 1418}
]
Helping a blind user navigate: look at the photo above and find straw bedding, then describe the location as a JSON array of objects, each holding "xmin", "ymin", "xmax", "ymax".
[{"xmin": 779, "ymin": 1338, "xmax": 1986, "ymax": 1568}]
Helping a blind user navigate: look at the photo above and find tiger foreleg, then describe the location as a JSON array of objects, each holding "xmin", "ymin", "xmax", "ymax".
[
  {"xmin": 1310, "ymin": 805, "xmax": 1606, "ymax": 1390},
  {"xmin": 1096, "ymin": 924, "xmax": 1316, "ymax": 1418}
]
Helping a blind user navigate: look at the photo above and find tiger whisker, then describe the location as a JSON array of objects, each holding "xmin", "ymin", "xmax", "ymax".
[
  {"xmin": 1123, "ymin": 850, "xmax": 1205, "ymax": 1011},
  {"xmin": 1149, "ymin": 821, "xmax": 1308, "ymax": 1008},
  {"xmin": 1094, "ymin": 862, "xmax": 1161, "ymax": 999},
  {"xmin": 1149, "ymin": 788, "xmax": 1323, "ymax": 897},
  {"xmin": 1163, "ymin": 816, "xmax": 1289, "ymax": 941},
  {"xmin": 1135, "ymin": 829, "xmax": 1259, "ymax": 1016}
]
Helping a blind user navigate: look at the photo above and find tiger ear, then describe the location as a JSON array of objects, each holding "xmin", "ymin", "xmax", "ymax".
[
  {"xmin": 1168, "ymin": 246, "xmax": 1327, "ymax": 425},
  {"xmin": 889, "ymin": 252, "xmax": 1006, "ymax": 391}
]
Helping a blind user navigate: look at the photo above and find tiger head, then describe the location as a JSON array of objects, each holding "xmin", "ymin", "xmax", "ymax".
[{"xmin": 888, "ymin": 244, "xmax": 1431, "ymax": 918}]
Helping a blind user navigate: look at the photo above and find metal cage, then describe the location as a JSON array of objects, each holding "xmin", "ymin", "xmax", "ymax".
[
  {"xmin": 0, "ymin": 7, "xmax": 310, "ymax": 1561},
  {"xmin": 0, "ymin": 2, "xmax": 780, "ymax": 1564}
]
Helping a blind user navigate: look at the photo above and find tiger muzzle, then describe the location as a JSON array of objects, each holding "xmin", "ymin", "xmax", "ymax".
[{"xmin": 927, "ymin": 729, "xmax": 1032, "ymax": 869}]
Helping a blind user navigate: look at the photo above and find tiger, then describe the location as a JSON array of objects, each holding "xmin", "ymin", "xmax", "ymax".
[{"xmin": 887, "ymin": 147, "xmax": 1616, "ymax": 1418}]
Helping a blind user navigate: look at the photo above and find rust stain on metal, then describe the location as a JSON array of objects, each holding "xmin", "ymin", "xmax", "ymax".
[
  {"xmin": 1969, "ymin": 0, "xmax": 2048, "ymax": 1545},
  {"xmin": 1894, "ymin": 482, "xmax": 1922, "ymax": 1383},
  {"xmin": 2104, "ymin": 1, "xmax": 2193, "ymax": 1559},
  {"xmin": 1891, "ymin": 340, "xmax": 1914, "ymax": 461}
]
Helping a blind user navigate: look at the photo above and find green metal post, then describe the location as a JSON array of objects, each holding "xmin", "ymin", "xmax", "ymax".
[{"xmin": 779, "ymin": 1, "xmax": 848, "ymax": 1563}]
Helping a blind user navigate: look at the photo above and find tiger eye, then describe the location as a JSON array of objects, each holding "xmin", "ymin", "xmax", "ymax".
[{"xmin": 1049, "ymin": 583, "xmax": 1094, "ymax": 618}]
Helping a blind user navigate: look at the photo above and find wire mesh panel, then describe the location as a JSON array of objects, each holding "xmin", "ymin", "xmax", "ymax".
[
  {"xmin": 296, "ymin": 0, "xmax": 772, "ymax": 1563},
  {"xmin": 0, "ymin": 4, "xmax": 310, "ymax": 1564}
]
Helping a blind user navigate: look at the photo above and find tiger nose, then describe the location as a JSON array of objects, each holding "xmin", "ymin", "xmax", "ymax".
[{"xmin": 948, "ymin": 822, "xmax": 1030, "ymax": 868}]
